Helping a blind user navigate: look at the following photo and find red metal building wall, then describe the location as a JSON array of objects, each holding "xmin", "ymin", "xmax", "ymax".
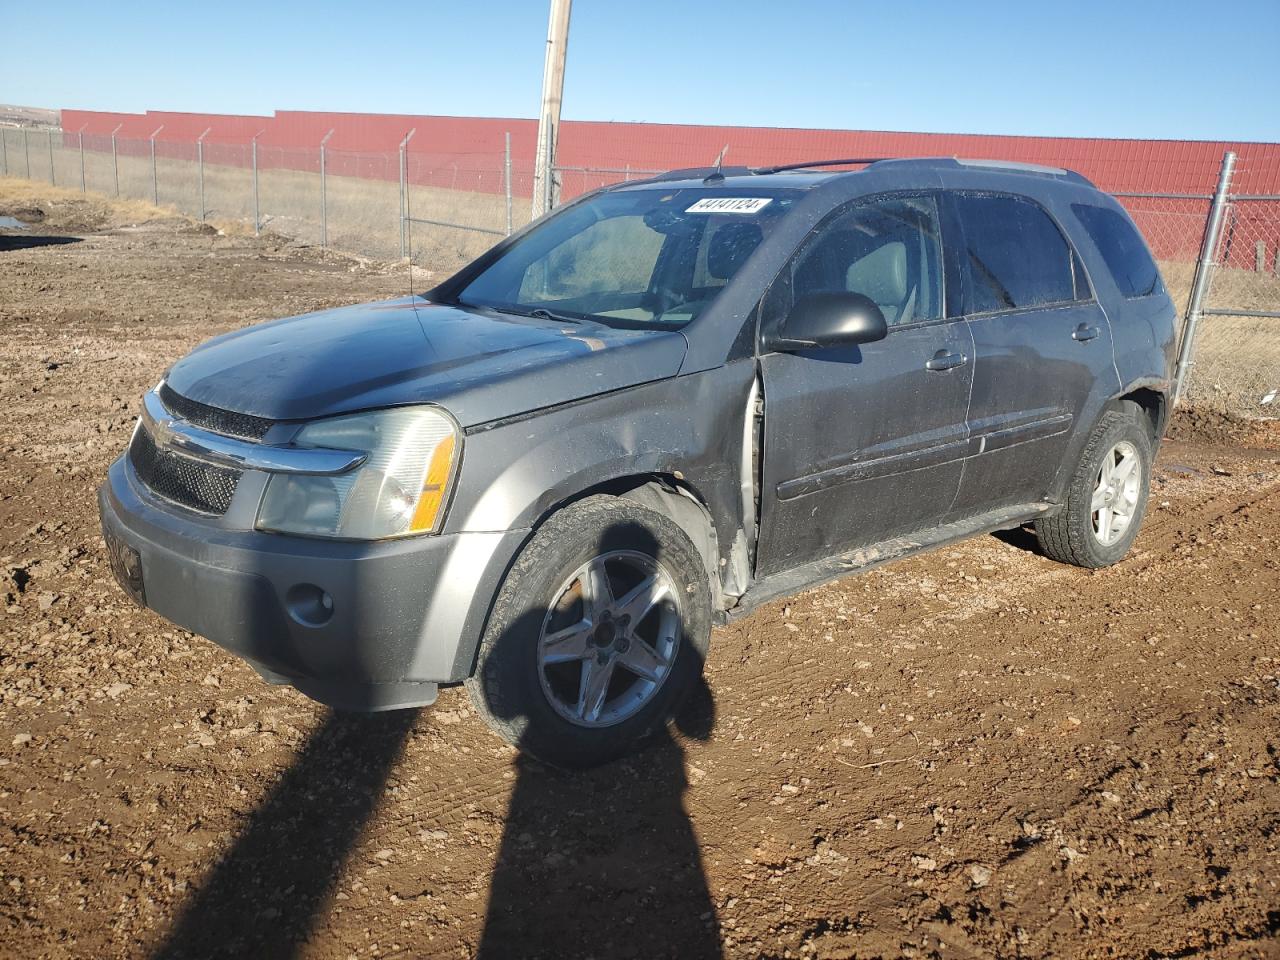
[{"xmin": 58, "ymin": 108, "xmax": 1280, "ymax": 265}]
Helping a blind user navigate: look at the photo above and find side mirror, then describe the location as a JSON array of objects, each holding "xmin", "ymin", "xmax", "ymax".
[{"xmin": 771, "ymin": 292, "xmax": 889, "ymax": 351}]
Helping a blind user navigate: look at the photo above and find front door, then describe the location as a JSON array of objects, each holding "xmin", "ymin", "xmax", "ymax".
[{"xmin": 755, "ymin": 194, "xmax": 974, "ymax": 578}]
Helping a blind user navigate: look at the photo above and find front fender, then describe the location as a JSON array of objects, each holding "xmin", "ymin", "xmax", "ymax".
[{"xmin": 443, "ymin": 361, "xmax": 757, "ymax": 568}]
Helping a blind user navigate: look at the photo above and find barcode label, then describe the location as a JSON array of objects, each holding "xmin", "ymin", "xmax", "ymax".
[{"xmin": 685, "ymin": 197, "xmax": 773, "ymax": 214}]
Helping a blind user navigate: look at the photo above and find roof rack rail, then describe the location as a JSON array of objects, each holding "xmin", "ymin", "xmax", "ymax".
[
  {"xmin": 626, "ymin": 156, "xmax": 1095, "ymax": 189},
  {"xmin": 870, "ymin": 157, "xmax": 1095, "ymax": 186},
  {"xmin": 749, "ymin": 157, "xmax": 888, "ymax": 175}
]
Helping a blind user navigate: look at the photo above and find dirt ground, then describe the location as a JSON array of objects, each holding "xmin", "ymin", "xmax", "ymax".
[{"xmin": 1, "ymin": 182, "xmax": 1278, "ymax": 960}]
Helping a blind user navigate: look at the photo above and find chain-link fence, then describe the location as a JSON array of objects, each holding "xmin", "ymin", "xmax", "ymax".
[
  {"xmin": 2, "ymin": 129, "xmax": 1277, "ymax": 417},
  {"xmin": 0, "ymin": 126, "xmax": 536, "ymax": 274},
  {"xmin": 1120, "ymin": 153, "xmax": 1280, "ymax": 416}
]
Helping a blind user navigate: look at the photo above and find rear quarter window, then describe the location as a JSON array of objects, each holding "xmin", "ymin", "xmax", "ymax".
[
  {"xmin": 1071, "ymin": 203, "xmax": 1163, "ymax": 299},
  {"xmin": 953, "ymin": 193, "xmax": 1086, "ymax": 314}
]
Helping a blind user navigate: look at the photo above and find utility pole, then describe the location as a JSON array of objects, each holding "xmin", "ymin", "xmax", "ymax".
[{"xmin": 531, "ymin": 0, "xmax": 571, "ymax": 220}]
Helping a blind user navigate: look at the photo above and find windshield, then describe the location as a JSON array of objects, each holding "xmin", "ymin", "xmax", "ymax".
[{"xmin": 451, "ymin": 187, "xmax": 799, "ymax": 329}]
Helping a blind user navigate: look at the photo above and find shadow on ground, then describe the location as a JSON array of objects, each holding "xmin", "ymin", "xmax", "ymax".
[
  {"xmin": 477, "ymin": 677, "xmax": 720, "ymax": 960},
  {"xmin": 0, "ymin": 234, "xmax": 82, "ymax": 252},
  {"xmin": 992, "ymin": 523, "xmax": 1045, "ymax": 556},
  {"xmin": 150, "ymin": 709, "xmax": 418, "ymax": 959}
]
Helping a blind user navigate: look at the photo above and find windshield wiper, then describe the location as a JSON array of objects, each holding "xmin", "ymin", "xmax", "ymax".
[{"xmin": 527, "ymin": 307, "xmax": 583, "ymax": 324}]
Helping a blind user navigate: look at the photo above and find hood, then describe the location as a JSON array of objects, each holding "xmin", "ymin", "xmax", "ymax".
[{"xmin": 164, "ymin": 297, "xmax": 689, "ymax": 427}]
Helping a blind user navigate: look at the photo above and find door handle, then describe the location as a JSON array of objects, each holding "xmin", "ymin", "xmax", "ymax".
[
  {"xmin": 926, "ymin": 350, "xmax": 968, "ymax": 372},
  {"xmin": 1072, "ymin": 323, "xmax": 1100, "ymax": 342}
]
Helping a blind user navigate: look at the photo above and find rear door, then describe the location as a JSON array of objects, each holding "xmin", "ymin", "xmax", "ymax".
[
  {"xmin": 945, "ymin": 192, "xmax": 1118, "ymax": 514},
  {"xmin": 754, "ymin": 193, "xmax": 974, "ymax": 577}
]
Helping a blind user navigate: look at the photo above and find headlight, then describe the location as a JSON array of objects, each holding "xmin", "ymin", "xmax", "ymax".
[{"xmin": 256, "ymin": 406, "xmax": 459, "ymax": 540}]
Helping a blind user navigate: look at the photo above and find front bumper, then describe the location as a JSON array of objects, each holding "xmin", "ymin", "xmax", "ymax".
[{"xmin": 98, "ymin": 456, "xmax": 527, "ymax": 711}]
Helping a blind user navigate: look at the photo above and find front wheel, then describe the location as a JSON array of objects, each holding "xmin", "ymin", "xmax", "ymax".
[
  {"xmin": 465, "ymin": 495, "xmax": 713, "ymax": 768},
  {"xmin": 1035, "ymin": 406, "xmax": 1154, "ymax": 568}
]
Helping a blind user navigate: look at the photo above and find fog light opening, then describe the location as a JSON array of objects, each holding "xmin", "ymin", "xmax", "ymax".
[{"xmin": 286, "ymin": 583, "xmax": 334, "ymax": 627}]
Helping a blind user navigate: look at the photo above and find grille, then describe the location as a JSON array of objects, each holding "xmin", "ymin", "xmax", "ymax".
[
  {"xmin": 129, "ymin": 426, "xmax": 241, "ymax": 516},
  {"xmin": 159, "ymin": 383, "xmax": 273, "ymax": 441}
]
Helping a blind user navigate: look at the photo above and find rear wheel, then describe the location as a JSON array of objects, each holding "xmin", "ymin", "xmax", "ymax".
[
  {"xmin": 1035, "ymin": 406, "xmax": 1153, "ymax": 568},
  {"xmin": 465, "ymin": 496, "xmax": 712, "ymax": 768}
]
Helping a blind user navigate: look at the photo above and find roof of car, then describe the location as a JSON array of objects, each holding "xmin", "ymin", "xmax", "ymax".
[{"xmin": 614, "ymin": 157, "xmax": 1095, "ymax": 193}]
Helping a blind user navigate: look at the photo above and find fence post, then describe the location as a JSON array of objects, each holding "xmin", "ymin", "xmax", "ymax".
[
  {"xmin": 252, "ymin": 131, "xmax": 263, "ymax": 237},
  {"xmin": 1, "ymin": 129, "xmax": 7, "ymax": 176},
  {"xmin": 398, "ymin": 128, "xmax": 416, "ymax": 258},
  {"xmin": 319, "ymin": 128, "xmax": 334, "ymax": 248},
  {"xmin": 78, "ymin": 126, "xmax": 86, "ymax": 192},
  {"xmin": 111, "ymin": 124, "xmax": 122, "ymax": 197},
  {"xmin": 48, "ymin": 131, "xmax": 55, "ymax": 186},
  {"xmin": 149, "ymin": 124, "xmax": 164, "ymax": 205},
  {"xmin": 1174, "ymin": 150, "xmax": 1236, "ymax": 406},
  {"xmin": 23, "ymin": 128, "xmax": 30, "ymax": 179},
  {"xmin": 504, "ymin": 132, "xmax": 513, "ymax": 237},
  {"xmin": 196, "ymin": 127, "xmax": 211, "ymax": 222}
]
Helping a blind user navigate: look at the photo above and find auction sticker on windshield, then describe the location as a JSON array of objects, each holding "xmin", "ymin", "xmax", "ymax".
[{"xmin": 685, "ymin": 197, "xmax": 773, "ymax": 214}]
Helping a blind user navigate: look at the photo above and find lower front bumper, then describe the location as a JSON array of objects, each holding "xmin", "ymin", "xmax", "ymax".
[{"xmin": 98, "ymin": 457, "xmax": 527, "ymax": 711}]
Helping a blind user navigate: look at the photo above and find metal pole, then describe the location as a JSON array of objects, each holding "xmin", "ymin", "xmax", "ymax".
[
  {"xmin": 1, "ymin": 129, "xmax": 7, "ymax": 176},
  {"xmin": 78, "ymin": 126, "xmax": 86, "ymax": 192},
  {"xmin": 196, "ymin": 127, "xmax": 211, "ymax": 222},
  {"xmin": 48, "ymin": 131, "xmax": 55, "ymax": 186},
  {"xmin": 398, "ymin": 128, "xmax": 416, "ymax": 258},
  {"xmin": 252, "ymin": 131, "xmax": 262, "ymax": 237},
  {"xmin": 1174, "ymin": 150, "xmax": 1236, "ymax": 406},
  {"xmin": 504, "ymin": 131, "xmax": 513, "ymax": 237},
  {"xmin": 319, "ymin": 129, "xmax": 334, "ymax": 248},
  {"xmin": 23, "ymin": 128, "xmax": 30, "ymax": 179},
  {"xmin": 110, "ymin": 124, "xmax": 122, "ymax": 197},
  {"xmin": 532, "ymin": 0, "xmax": 572, "ymax": 217},
  {"xmin": 149, "ymin": 124, "xmax": 163, "ymax": 205}
]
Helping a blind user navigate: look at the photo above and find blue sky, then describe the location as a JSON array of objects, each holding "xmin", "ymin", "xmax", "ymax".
[{"xmin": 4, "ymin": 0, "xmax": 1276, "ymax": 141}]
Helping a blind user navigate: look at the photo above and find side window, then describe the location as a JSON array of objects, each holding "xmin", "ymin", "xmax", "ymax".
[
  {"xmin": 787, "ymin": 195, "xmax": 944, "ymax": 326},
  {"xmin": 1071, "ymin": 203, "xmax": 1163, "ymax": 298},
  {"xmin": 954, "ymin": 194, "xmax": 1081, "ymax": 313},
  {"xmin": 517, "ymin": 215, "xmax": 665, "ymax": 301}
]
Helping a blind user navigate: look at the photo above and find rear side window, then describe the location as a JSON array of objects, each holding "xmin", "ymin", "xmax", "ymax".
[
  {"xmin": 1071, "ymin": 203, "xmax": 1163, "ymax": 298},
  {"xmin": 953, "ymin": 194, "xmax": 1083, "ymax": 313}
]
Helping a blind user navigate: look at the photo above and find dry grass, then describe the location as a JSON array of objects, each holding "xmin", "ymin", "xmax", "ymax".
[{"xmin": 0, "ymin": 175, "xmax": 172, "ymax": 230}]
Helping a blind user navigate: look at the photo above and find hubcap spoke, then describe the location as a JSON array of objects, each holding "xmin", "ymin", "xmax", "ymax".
[
  {"xmin": 1091, "ymin": 483, "xmax": 1109, "ymax": 511},
  {"xmin": 582, "ymin": 558, "xmax": 614, "ymax": 620},
  {"xmin": 575, "ymin": 656, "xmax": 616, "ymax": 723},
  {"xmin": 1113, "ymin": 451, "xmax": 1138, "ymax": 486},
  {"xmin": 617, "ymin": 638, "xmax": 668, "ymax": 682},
  {"xmin": 542, "ymin": 620, "xmax": 593, "ymax": 664},
  {"xmin": 613, "ymin": 574, "xmax": 671, "ymax": 626},
  {"xmin": 1095, "ymin": 506, "xmax": 1113, "ymax": 543}
]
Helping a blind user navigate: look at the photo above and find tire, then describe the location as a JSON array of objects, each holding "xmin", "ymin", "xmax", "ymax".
[
  {"xmin": 465, "ymin": 495, "xmax": 713, "ymax": 768},
  {"xmin": 1034, "ymin": 405, "xmax": 1153, "ymax": 568}
]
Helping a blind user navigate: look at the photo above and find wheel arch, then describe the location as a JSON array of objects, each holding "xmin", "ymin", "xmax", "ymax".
[
  {"xmin": 1046, "ymin": 380, "xmax": 1168, "ymax": 505},
  {"xmin": 1107, "ymin": 383, "xmax": 1169, "ymax": 445},
  {"xmin": 533, "ymin": 473, "xmax": 724, "ymax": 609}
]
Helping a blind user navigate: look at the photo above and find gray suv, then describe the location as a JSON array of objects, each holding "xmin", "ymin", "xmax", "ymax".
[{"xmin": 99, "ymin": 158, "xmax": 1176, "ymax": 766}]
